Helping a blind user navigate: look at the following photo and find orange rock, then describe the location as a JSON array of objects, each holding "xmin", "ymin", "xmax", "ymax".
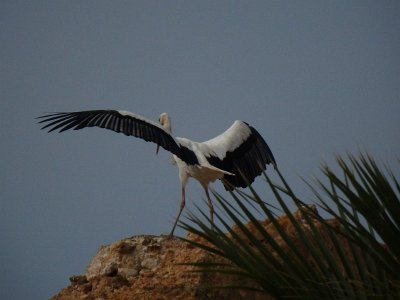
[{"xmin": 51, "ymin": 207, "xmax": 348, "ymax": 300}]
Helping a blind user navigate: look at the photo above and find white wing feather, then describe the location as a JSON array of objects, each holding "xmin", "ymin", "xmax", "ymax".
[{"xmin": 200, "ymin": 121, "xmax": 252, "ymax": 159}]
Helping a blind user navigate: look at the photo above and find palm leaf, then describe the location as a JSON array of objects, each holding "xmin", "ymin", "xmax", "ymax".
[{"xmin": 181, "ymin": 152, "xmax": 400, "ymax": 299}]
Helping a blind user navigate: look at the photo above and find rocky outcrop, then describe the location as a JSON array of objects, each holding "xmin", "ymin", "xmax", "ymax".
[
  {"xmin": 51, "ymin": 206, "xmax": 345, "ymax": 300},
  {"xmin": 52, "ymin": 233, "xmax": 270, "ymax": 300}
]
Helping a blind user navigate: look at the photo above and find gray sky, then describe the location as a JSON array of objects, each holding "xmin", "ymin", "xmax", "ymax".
[{"xmin": 1, "ymin": 1, "xmax": 399, "ymax": 299}]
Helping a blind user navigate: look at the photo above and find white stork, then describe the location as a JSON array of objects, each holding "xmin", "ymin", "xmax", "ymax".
[{"xmin": 37, "ymin": 110, "xmax": 276, "ymax": 235}]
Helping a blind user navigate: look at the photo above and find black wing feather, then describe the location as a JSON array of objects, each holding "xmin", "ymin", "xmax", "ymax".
[
  {"xmin": 206, "ymin": 124, "xmax": 276, "ymax": 190},
  {"xmin": 37, "ymin": 110, "xmax": 198, "ymax": 165}
]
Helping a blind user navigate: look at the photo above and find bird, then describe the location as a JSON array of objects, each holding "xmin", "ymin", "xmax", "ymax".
[{"xmin": 37, "ymin": 110, "xmax": 277, "ymax": 236}]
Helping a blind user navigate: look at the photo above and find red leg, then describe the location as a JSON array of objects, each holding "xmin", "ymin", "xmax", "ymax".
[
  {"xmin": 170, "ymin": 186, "xmax": 186, "ymax": 236},
  {"xmin": 204, "ymin": 188, "xmax": 214, "ymax": 227}
]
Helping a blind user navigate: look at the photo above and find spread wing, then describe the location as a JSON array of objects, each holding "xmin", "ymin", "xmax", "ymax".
[
  {"xmin": 202, "ymin": 120, "xmax": 276, "ymax": 190},
  {"xmin": 37, "ymin": 110, "xmax": 198, "ymax": 165}
]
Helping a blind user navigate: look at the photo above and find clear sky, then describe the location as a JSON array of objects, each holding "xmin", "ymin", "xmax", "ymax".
[{"xmin": 1, "ymin": 1, "xmax": 399, "ymax": 299}]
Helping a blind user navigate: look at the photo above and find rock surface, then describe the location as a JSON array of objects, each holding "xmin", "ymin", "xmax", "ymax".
[
  {"xmin": 52, "ymin": 233, "xmax": 270, "ymax": 300},
  {"xmin": 51, "ymin": 207, "xmax": 345, "ymax": 300}
]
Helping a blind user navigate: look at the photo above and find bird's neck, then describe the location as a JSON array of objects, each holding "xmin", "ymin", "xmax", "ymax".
[{"xmin": 163, "ymin": 119, "xmax": 172, "ymax": 134}]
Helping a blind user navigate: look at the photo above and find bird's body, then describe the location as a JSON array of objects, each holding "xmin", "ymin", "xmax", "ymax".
[
  {"xmin": 172, "ymin": 138, "xmax": 235, "ymax": 192},
  {"xmin": 38, "ymin": 110, "xmax": 276, "ymax": 235}
]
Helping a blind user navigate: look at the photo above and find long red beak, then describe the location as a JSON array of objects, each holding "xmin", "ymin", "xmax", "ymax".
[{"xmin": 156, "ymin": 145, "xmax": 160, "ymax": 155}]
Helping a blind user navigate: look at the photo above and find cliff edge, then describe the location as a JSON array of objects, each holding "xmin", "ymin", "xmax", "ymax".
[{"xmin": 51, "ymin": 207, "xmax": 343, "ymax": 300}]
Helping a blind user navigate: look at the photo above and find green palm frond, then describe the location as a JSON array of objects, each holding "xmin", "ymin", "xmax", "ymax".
[{"xmin": 180, "ymin": 153, "xmax": 400, "ymax": 299}]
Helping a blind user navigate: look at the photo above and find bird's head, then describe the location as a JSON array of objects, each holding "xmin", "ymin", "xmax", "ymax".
[{"xmin": 156, "ymin": 112, "xmax": 172, "ymax": 155}]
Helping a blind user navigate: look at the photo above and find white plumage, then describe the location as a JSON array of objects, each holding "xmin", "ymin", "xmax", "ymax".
[{"xmin": 38, "ymin": 110, "xmax": 276, "ymax": 235}]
